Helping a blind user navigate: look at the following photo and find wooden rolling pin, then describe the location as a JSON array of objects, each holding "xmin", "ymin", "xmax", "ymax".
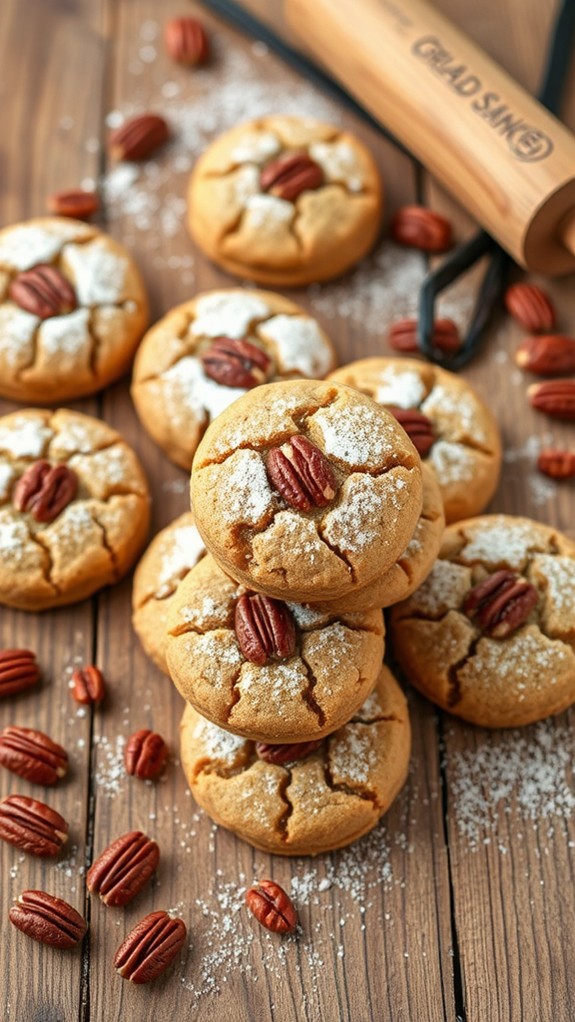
[{"xmin": 284, "ymin": 0, "xmax": 575, "ymax": 274}]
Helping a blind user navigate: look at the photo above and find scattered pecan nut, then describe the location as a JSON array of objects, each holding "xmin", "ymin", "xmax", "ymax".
[
  {"xmin": 164, "ymin": 16, "xmax": 209, "ymax": 65},
  {"xmin": 70, "ymin": 665, "xmax": 105, "ymax": 705},
  {"xmin": 0, "ymin": 649, "xmax": 41, "ymax": 698},
  {"xmin": 47, "ymin": 189, "xmax": 100, "ymax": 220},
  {"xmin": 0, "ymin": 726, "xmax": 68, "ymax": 785},
  {"xmin": 10, "ymin": 890, "xmax": 87, "ymax": 949},
  {"xmin": 124, "ymin": 729, "xmax": 168, "ymax": 780},
  {"xmin": 537, "ymin": 449, "xmax": 575, "ymax": 480},
  {"xmin": 255, "ymin": 739, "xmax": 323, "ymax": 764},
  {"xmin": 504, "ymin": 283, "xmax": 555, "ymax": 333},
  {"xmin": 260, "ymin": 152, "xmax": 324, "ymax": 202},
  {"xmin": 245, "ymin": 880, "xmax": 298, "ymax": 934},
  {"xmin": 516, "ymin": 335, "xmax": 575, "ymax": 375},
  {"xmin": 9, "ymin": 264, "xmax": 77, "ymax": 319},
  {"xmin": 235, "ymin": 594, "xmax": 296, "ymax": 666},
  {"xmin": 0, "ymin": 795, "xmax": 68, "ymax": 856},
  {"xmin": 390, "ymin": 205, "xmax": 453, "ymax": 252},
  {"xmin": 108, "ymin": 114, "xmax": 169, "ymax": 161},
  {"xmin": 385, "ymin": 406, "xmax": 435, "ymax": 457},
  {"xmin": 266, "ymin": 434, "xmax": 337, "ymax": 511},
  {"xmin": 388, "ymin": 317, "xmax": 461, "ymax": 355},
  {"xmin": 13, "ymin": 460, "xmax": 77, "ymax": 523},
  {"xmin": 528, "ymin": 380, "xmax": 575, "ymax": 420},
  {"xmin": 87, "ymin": 830, "xmax": 160, "ymax": 907},
  {"xmin": 200, "ymin": 337, "xmax": 271, "ymax": 389},
  {"xmin": 114, "ymin": 910, "xmax": 187, "ymax": 983},
  {"xmin": 463, "ymin": 570, "xmax": 538, "ymax": 638}
]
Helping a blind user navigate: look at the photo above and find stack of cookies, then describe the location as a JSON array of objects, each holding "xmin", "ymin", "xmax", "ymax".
[{"xmin": 134, "ymin": 378, "xmax": 447, "ymax": 855}]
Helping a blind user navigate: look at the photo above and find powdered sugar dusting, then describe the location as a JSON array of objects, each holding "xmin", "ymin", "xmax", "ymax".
[
  {"xmin": 94, "ymin": 734, "xmax": 126, "ymax": 798},
  {"xmin": 155, "ymin": 525, "xmax": 206, "ymax": 599},
  {"xmin": 459, "ymin": 519, "xmax": 547, "ymax": 569},
  {"xmin": 0, "ymin": 224, "xmax": 63, "ymax": 271},
  {"xmin": 374, "ymin": 368, "xmax": 427, "ymax": 409},
  {"xmin": 0, "ymin": 461, "xmax": 15, "ymax": 501},
  {"xmin": 0, "ymin": 305, "xmax": 39, "ymax": 368},
  {"xmin": 244, "ymin": 193, "xmax": 294, "ymax": 228},
  {"xmin": 63, "ymin": 240, "xmax": 127, "ymax": 305},
  {"xmin": 312, "ymin": 403, "xmax": 393, "ymax": 467},
  {"xmin": 0, "ymin": 415, "xmax": 51, "ymax": 458},
  {"xmin": 229, "ymin": 130, "xmax": 280, "ymax": 164},
  {"xmin": 427, "ymin": 440, "xmax": 476, "ymax": 485},
  {"xmin": 309, "ymin": 140, "xmax": 364, "ymax": 191},
  {"xmin": 256, "ymin": 314, "xmax": 333, "ymax": 377},
  {"xmin": 191, "ymin": 292, "xmax": 270, "ymax": 339},
  {"xmin": 404, "ymin": 559, "xmax": 471, "ymax": 617},
  {"xmin": 162, "ymin": 357, "xmax": 247, "ymax": 422},
  {"xmin": 330, "ymin": 725, "xmax": 377, "ymax": 784},
  {"xmin": 216, "ymin": 449, "xmax": 274, "ymax": 525},
  {"xmin": 192, "ymin": 718, "xmax": 246, "ymax": 764},
  {"xmin": 37, "ymin": 307, "xmax": 92, "ymax": 361}
]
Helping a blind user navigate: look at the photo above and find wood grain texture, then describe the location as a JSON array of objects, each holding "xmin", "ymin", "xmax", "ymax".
[{"xmin": 0, "ymin": 0, "xmax": 573, "ymax": 1020}]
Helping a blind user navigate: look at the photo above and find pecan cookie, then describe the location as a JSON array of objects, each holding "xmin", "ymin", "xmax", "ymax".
[
  {"xmin": 313, "ymin": 463, "xmax": 444, "ymax": 613},
  {"xmin": 390, "ymin": 515, "xmax": 575, "ymax": 727},
  {"xmin": 131, "ymin": 289, "xmax": 336, "ymax": 469},
  {"xmin": 132, "ymin": 512, "xmax": 206, "ymax": 672},
  {"xmin": 329, "ymin": 358, "xmax": 501, "ymax": 523},
  {"xmin": 167, "ymin": 554, "xmax": 385, "ymax": 743},
  {"xmin": 0, "ymin": 409, "xmax": 150, "ymax": 611},
  {"xmin": 0, "ymin": 218, "xmax": 148, "ymax": 403},
  {"xmin": 190, "ymin": 379, "xmax": 423, "ymax": 603},
  {"xmin": 180, "ymin": 665, "xmax": 410, "ymax": 855},
  {"xmin": 187, "ymin": 115, "xmax": 383, "ymax": 286}
]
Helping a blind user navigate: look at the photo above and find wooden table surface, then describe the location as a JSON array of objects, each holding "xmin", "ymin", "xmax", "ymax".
[{"xmin": 1, "ymin": 0, "xmax": 575, "ymax": 1019}]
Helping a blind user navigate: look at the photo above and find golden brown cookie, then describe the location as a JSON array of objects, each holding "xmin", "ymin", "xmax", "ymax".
[
  {"xmin": 312, "ymin": 463, "xmax": 444, "ymax": 613},
  {"xmin": 167, "ymin": 554, "xmax": 385, "ymax": 743},
  {"xmin": 0, "ymin": 217, "xmax": 148, "ymax": 403},
  {"xmin": 190, "ymin": 379, "xmax": 423, "ymax": 603},
  {"xmin": 180, "ymin": 665, "xmax": 410, "ymax": 855},
  {"xmin": 390, "ymin": 515, "xmax": 575, "ymax": 728},
  {"xmin": 0, "ymin": 409, "xmax": 150, "ymax": 611},
  {"xmin": 132, "ymin": 512, "xmax": 207, "ymax": 672},
  {"xmin": 131, "ymin": 289, "xmax": 336, "ymax": 469},
  {"xmin": 187, "ymin": 116, "xmax": 383, "ymax": 287},
  {"xmin": 329, "ymin": 358, "xmax": 501, "ymax": 523}
]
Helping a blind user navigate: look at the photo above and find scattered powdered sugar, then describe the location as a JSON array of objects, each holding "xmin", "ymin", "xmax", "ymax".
[
  {"xmin": 155, "ymin": 524, "xmax": 206, "ymax": 598},
  {"xmin": 286, "ymin": 602, "xmax": 331, "ymax": 629},
  {"xmin": 406, "ymin": 559, "xmax": 470, "ymax": 617},
  {"xmin": 236, "ymin": 662, "xmax": 308, "ymax": 710},
  {"xmin": 256, "ymin": 314, "xmax": 333, "ymax": 377},
  {"xmin": 191, "ymin": 291, "xmax": 270, "ymax": 339},
  {"xmin": 217, "ymin": 449, "xmax": 274, "ymax": 525},
  {"xmin": 0, "ymin": 305, "xmax": 38, "ymax": 367},
  {"xmin": 37, "ymin": 307, "xmax": 92, "ymax": 360},
  {"xmin": 427, "ymin": 439, "xmax": 476, "ymax": 485},
  {"xmin": 312, "ymin": 403, "xmax": 393, "ymax": 467},
  {"xmin": 161, "ymin": 357, "xmax": 247, "ymax": 422},
  {"xmin": 93, "ymin": 734, "xmax": 126, "ymax": 798},
  {"xmin": 244, "ymin": 193, "xmax": 294, "ymax": 228},
  {"xmin": 229, "ymin": 130, "xmax": 281, "ymax": 164},
  {"xmin": 322, "ymin": 473, "xmax": 405, "ymax": 554},
  {"xmin": 309, "ymin": 140, "xmax": 364, "ymax": 192},
  {"xmin": 448, "ymin": 718, "xmax": 575, "ymax": 850},
  {"xmin": 459, "ymin": 518, "xmax": 546, "ymax": 569},
  {"xmin": 373, "ymin": 367, "xmax": 427, "ymax": 409},
  {"xmin": 504, "ymin": 433, "xmax": 558, "ymax": 508},
  {"xmin": 329, "ymin": 725, "xmax": 377, "ymax": 784},
  {"xmin": 62, "ymin": 240, "xmax": 127, "ymax": 305},
  {"xmin": 192, "ymin": 718, "xmax": 246, "ymax": 764},
  {"xmin": 531, "ymin": 555, "xmax": 575, "ymax": 617},
  {"xmin": 0, "ymin": 516, "xmax": 32, "ymax": 559},
  {"xmin": 0, "ymin": 224, "xmax": 64, "ymax": 271},
  {"xmin": 0, "ymin": 414, "xmax": 52, "ymax": 458},
  {"xmin": 0, "ymin": 461, "xmax": 16, "ymax": 501},
  {"xmin": 421, "ymin": 384, "xmax": 485, "ymax": 443}
]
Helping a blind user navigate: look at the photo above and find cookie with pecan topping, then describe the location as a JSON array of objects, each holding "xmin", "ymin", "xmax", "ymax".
[
  {"xmin": 187, "ymin": 115, "xmax": 383, "ymax": 286},
  {"xmin": 390, "ymin": 514, "xmax": 575, "ymax": 727},
  {"xmin": 179, "ymin": 665, "xmax": 410, "ymax": 855},
  {"xmin": 167, "ymin": 554, "xmax": 384, "ymax": 743},
  {"xmin": 0, "ymin": 217, "xmax": 148, "ymax": 403},
  {"xmin": 191, "ymin": 379, "xmax": 423, "ymax": 603},
  {"xmin": 0, "ymin": 408, "xmax": 150, "ymax": 610}
]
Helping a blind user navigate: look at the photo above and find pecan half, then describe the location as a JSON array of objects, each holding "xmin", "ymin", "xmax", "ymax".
[
  {"xmin": 200, "ymin": 336, "xmax": 271, "ymax": 389},
  {"xmin": 87, "ymin": 830, "xmax": 159, "ymax": 906},
  {"xmin": 0, "ymin": 649, "xmax": 40, "ymax": 698},
  {"xmin": 528, "ymin": 380, "xmax": 575, "ymax": 420},
  {"xmin": 391, "ymin": 206, "xmax": 453, "ymax": 252},
  {"xmin": 245, "ymin": 880, "xmax": 298, "ymax": 934},
  {"xmin": 266, "ymin": 435, "xmax": 337, "ymax": 511},
  {"xmin": 9, "ymin": 264, "xmax": 77, "ymax": 319},
  {"xmin": 515, "ymin": 335, "xmax": 575, "ymax": 375},
  {"xmin": 108, "ymin": 114, "xmax": 169, "ymax": 161},
  {"xmin": 124, "ymin": 729, "xmax": 168, "ymax": 780},
  {"xmin": 463, "ymin": 570, "xmax": 538, "ymax": 638},
  {"xmin": 0, "ymin": 726, "xmax": 68, "ymax": 785},
  {"xmin": 0, "ymin": 795, "xmax": 68, "ymax": 856},
  {"xmin": 164, "ymin": 16, "xmax": 209, "ymax": 65},
  {"xmin": 260, "ymin": 152, "xmax": 324, "ymax": 202},
  {"xmin": 235, "ymin": 594, "xmax": 296, "ymax": 666},
  {"xmin": 70, "ymin": 665, "xmax": 105, "ymax": 705},
  {"xmin": 255, "ymin": 739, "xmax": 323, "ymax": 764},
  {"xmin": 385, "ymin": 405, "xmax": 435, "ymax": 457},
  {"xmin": 537, "ymin": 449, "xmax": 575, "ymax": 480},
  {"xmin": 13, "ymin": 460, "xmax": 77, "ymax": 523},
  {"xmin": 504, "ymin": 283, "xmax": 555, "ymax": 333},
  {"xmin": 10, "ymin": 890, "xmax": 87, "ymax": 949},
  {"xmin": 114, "ymin": 910, "xmax": 187, "ymax": 983},
  {"xmin": 388, "ymin": 317, "xmax": 461, "ymax": 355},
  {"xmin": 47, "ymin": 189, "xmax": 100, "ymax": 220}
]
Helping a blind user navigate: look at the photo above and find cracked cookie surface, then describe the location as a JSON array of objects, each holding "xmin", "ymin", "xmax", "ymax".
[
  {"xmin": 187, "ymin": 115, "xmax": 383, "ymax": 287},
  {"xmin": 132, "ymin": 512, "xmax": 206, "ymax": 672},
  {"xmin": 0, "ymin": 217, "xmax": 149, "ymax": 403},
  {"xmin": 0, "ymin": 408, "xmax": 150, "ymax": 610},
  {"xmin": 179, "ymin": 665, "xmax": 410, "ymax": 855},
  {"xmin": 190, "ymin": 379, "xmax": 423, "ymax": 602},
  {"xmin": 131, "ymin": 289, "xmax": 336, "ymax": 469},
  {"xmin": 167, "ymin": 554, "xmax": 385, "ymax": 743},
  {"xmin": 390, "ymin": 514, "xmax": 575, "ymax": 727},
  {"xmin": 329, "ymin": 357, "xmax": 501, "ymax": 523}
]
